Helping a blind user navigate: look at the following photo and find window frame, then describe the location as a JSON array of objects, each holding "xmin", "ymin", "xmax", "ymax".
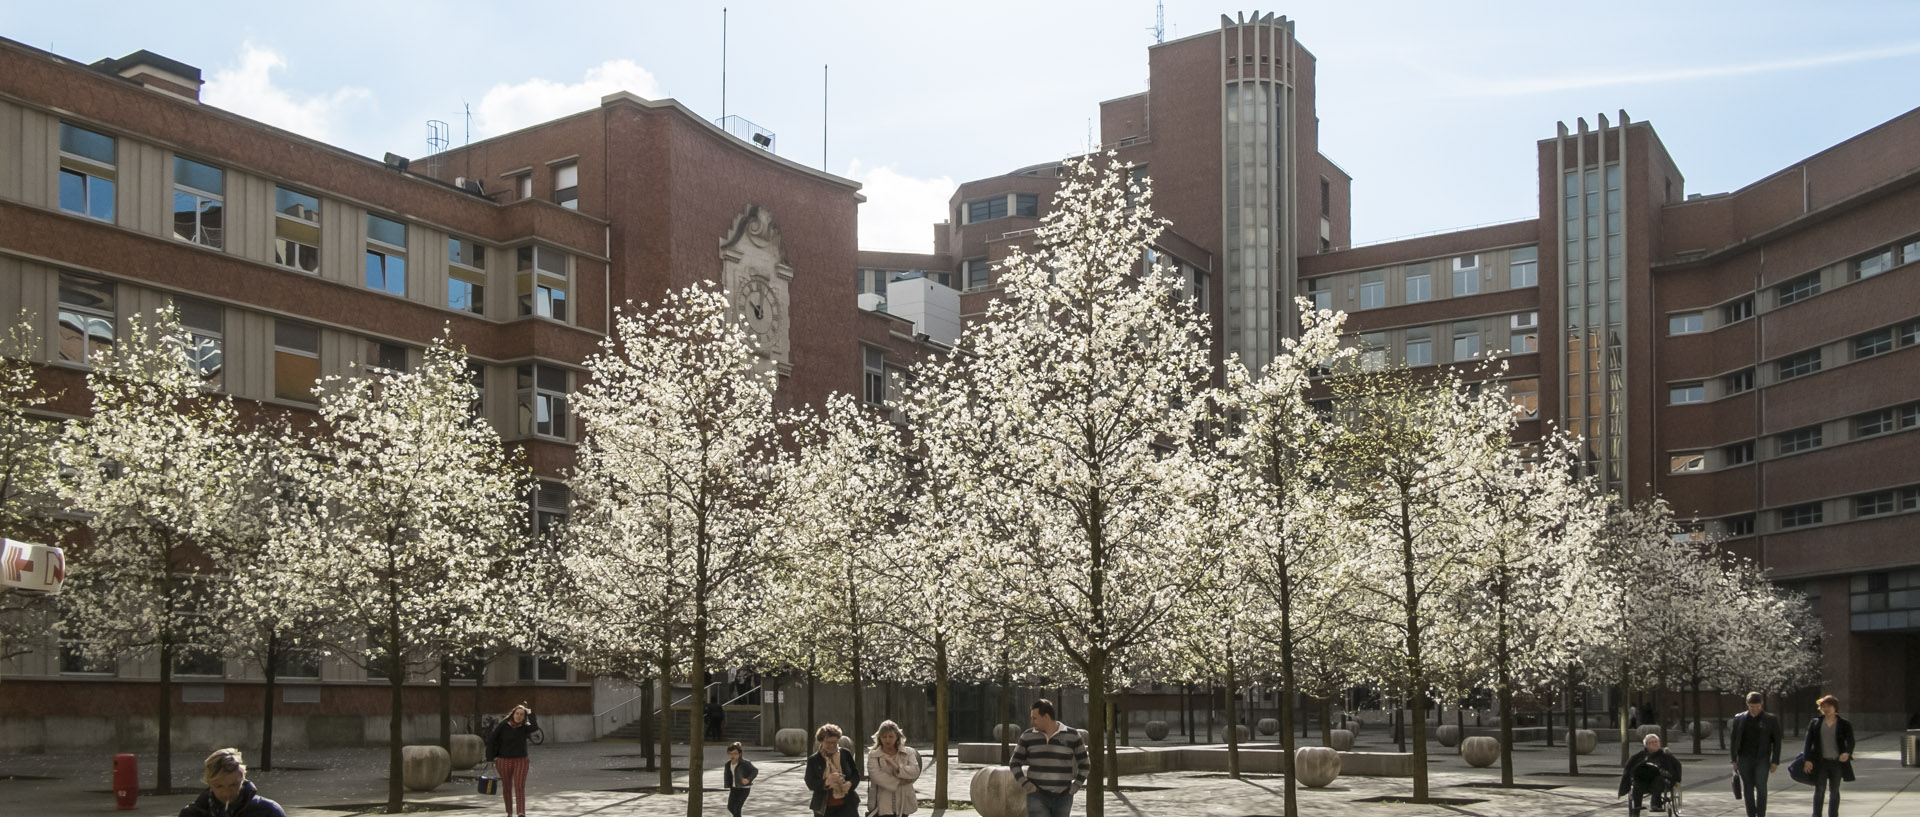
[
  {"xmin": 1669, "ymin": 383, "xmax": 1705, "ymax": 405},
  {"xmin": 964, "ymin": 258, "xmax": 992, "ymax": 292},
  {"xmin": 176, "ymin": 298, "xmax": 225, "ymax": 389},
  {"xmin": 448, "ymin": 236, "xmax": 488, "ymax": 316},
  {"xmin": 1668, "ymin": 312, "xmax": 1705, "ymax": 335},
  {"xmin": 1451, "ymin": 255, "xmax": 1480, "ymax": 296},
  {"xmin": 1776, "ymin": 425, "xmax": 1823, "ymax": 455},
  {"xmin": 171, "ymin": 156, "xmax": 225, "ymax": 250},
  {"xmin": 516, "ymin": 246, "xmax": 570, "ymax": 322},
  {"xmin": 1508, "ymin": 247, "xmax": 1538, "ymax": 288},
  {"xmin": 552, "ymin": 162, "xmax": 579, "ymax": 210},
  {"xmin": 58, "ymin": 122, "xmax": 117, "ymax": 222},
  {"xmin": 273, "ymin": 321, "xmax": 321, "ymax": 403},
  {"xmin": 863, "ymin": 346, "xmax": 887, "ymax": 406},
  {"xmin": 273, "ymin": 186, "xmax": 322, "ymax": 274},
  {"xmin": 1777, "ymin": 273, "xmax": 1820, "ymax": 305},
  {"xmin": 1779, "ymin": 502, "xmax": 1823, "ymax": 529},
  {"xmin": 1777, "ymin": 349, "xmax": 1822, "ymax": 380},
  {"xmin": 1404, "ymin": 267, "xmax": 1432, "ymax": 304},
  {"xmin": 57, "ymin": 274, "xmax": 116, "ymax": 367},
  {"xmin": 517, "ymin": 363, "xmax": 570, "ymax": 440}
]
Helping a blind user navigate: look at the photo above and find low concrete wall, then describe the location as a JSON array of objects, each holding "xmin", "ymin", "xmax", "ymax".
[
  {"xmin": 1338, "ymin": 751, "xmax": 1415, "ymax": 777},
  {"xmin": 955, "ymin": 743, "xmax": 1413, "ymax": 778},
  {"xmin": 0, "ymin": 714, "xmax": 596, "ymax": 754}
]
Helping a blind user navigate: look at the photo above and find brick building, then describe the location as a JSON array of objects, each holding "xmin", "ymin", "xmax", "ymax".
[
  {"xmin": 0, "ymin": 36, "xmax": 936, "ymax": 751},
  {"xmin": 866, "ymin": 13, "xmax": 1920, "ymax": 728}
]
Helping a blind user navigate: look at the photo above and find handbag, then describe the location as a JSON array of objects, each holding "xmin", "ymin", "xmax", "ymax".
[
  {"xmin": 477, "ymin": 762, "xmax": 501, "ymax": 795},
  {"xmin": 1787, "ymin": 752, "xmax": 1814, "ymax": 785}
]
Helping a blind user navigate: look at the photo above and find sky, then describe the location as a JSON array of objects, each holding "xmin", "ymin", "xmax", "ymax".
[{"xmin": 6, "ymin": 1, "xmax": 1918, "ymax": 253}]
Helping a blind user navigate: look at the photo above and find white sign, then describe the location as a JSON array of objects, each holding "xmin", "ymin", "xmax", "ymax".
[{"xmin": 1, "ymin": 539, "xmax": 65, "ymax": 595}]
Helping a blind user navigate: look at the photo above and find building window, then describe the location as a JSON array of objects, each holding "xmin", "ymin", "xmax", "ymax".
[
  {"xmin": 1358, "ymin": 332, "xmax": 1386, "ymax": 372},
  {"xmin": 517, "ymin": 246, "xmax": 569, "ymax": 321},
  {"xmin": 273, "ymin": 187, "xmax": 321, "ymax": 273},
  {"xmin": 273, "ymin": 322, "xmax": 320, "ymax": 402},
  {"xmin": 1854, "ymin": 328, "xmax": 1895, "ymax": 359},
  {"xmin": 1404, "ymin": 264, "xmax": 1431, "ymax": 303},
  {"xmin": 1509, "ymin": 377, "xmax": 1539, "ymax": 420},
  {"xmin": 1320, "ymin": 177, "xmax": 1330, "ymax": 217},
  {"xmin": 275, "ymin": 650, "xmax": 323, "ymax": 680},
  {"xmin": 1306, "ymin": 278, "xmax": 1331, "ymax": 311},
  {"xmin": 176, "ymin": 298, "xmax": 224, "ymax": 389},
  {"xmin": 964, "ymin": 258, "xmax": 992, "ymax": 291},
  {"xmin": 1669, "ymin": 452, "xmax": 1706, "ymax": 474},
  {"xmin": 1725, "ymin": 368, "xmax": 1755, "ymax": 394},
  {"xmin": 552, "ymin": 163, "xmax": 578, "ymax": 210},
  {"xmin": 514, "ymin": 173, "xmax": 532, "ymax": 201},
  {"xmin": 1724, "ymin": 297, "xmax": 1754, "ymax": 323},
  {"xmin": 1856, "ymin": 405, "xmax": 1919, "ymax": 437},
  {"xmin": 1404, "ymin": 327, "xmax": 1431, "ymax": 367},
  {"xmin": 58, "ymin": 123, "xmax": 116, "ymax": 221},
  {"xmin": 863, "ymin": 347, "xmax": 886, "ymax": 406},
  {"xmin": 1015, "ymin": 193, "xmax": 1039, "ymax": 217},
  {"xmin": 1779, "ymin": 502, "xmax": 1822, "ymax": 529},
  {"xmin": 57, "ymin": 274, "xmax": 115, "ymax": 365},
  {"xmin": 966, "ymin": 196, "xmax": 1008, "ymax": 223},
  {"xmin": 1668, "ymin": 312, "xmax": 1704, "ymax": 335},
  {"xmin": 1777, "ymin": 273, "xmax": 1820, "ymax": 305},
  {"xmin": 1726, "ymin": 514, "xmax": 1756, "ymax": 537},
  {"xmin": 1725, "ymin": 441, "xmax": 1755, "ymax": 465},
  {"xmin": 1452, "ymin": 321, "xmax": 1480, "ymax": 361},
  {"xmin": 449, "ymin": 237, "xmax": 487, "ymax": 316},
  {"xmin": 1907, "ymin": 487, "xmax": 1920, "ymax": 512},
  {"xmin": 1451, "ymin": 255, "xmax": 1480, "ymax": 296},
  {"xmin": 1359, "ymin": 270, "xmax": 1384, "ymax": 309},
  {"xmin": 1508, "ymin": 311, "xmax": 1538, "ymax": 355},
  {"xmin": 1777, "ymin": 349, "xmax": 1822, "ymax": 380},
  {"xmin": 532, "ymin": 479, "xmax": 569, "ymax": 537},
  {"xmin": 1188, "ymin": 264, "xmax": 1210, "ymax": 314},
  {"xmin": 1508, "ymin": 246, "xmax": 1538, "ymax": 288},
  {"xmin": 1776, "ymin": 426, "xmax": 1822, "ymax": 455},
  {"xmin": 1854, "ymin": 247, "xmax": 1895, "ymax": 280},
  {"xmin": 365, "ymin": 341, "xmax": 409, "ymax": 374},
  {"xmin": 171, "ymin": 156, "xmax": 224, "ymax": 249},
  {"xmin": 60, "ymin": 639, "xmax": 115, "ymax": 675},
  {"xmin": 364, "ymin": 214, "xmax": 408, "ymax": 296},
  {"xmin": 518, "ymin": 654, "xmax": 569, "ymax": 682},
  {"xmin": 1669, "ymin": 383, "xmax": 1705, "ymax": 404},
  {"xmin": 1856, "ymin": 491, "xmax": 1896, "ymax": 518},
  {"xmin": 1904, "ymin": 319, "xmax": 1920, "ymax": 347},
  {"xmin": 517, "ymin": 364, "xmax": 569, "ymax": 439}
]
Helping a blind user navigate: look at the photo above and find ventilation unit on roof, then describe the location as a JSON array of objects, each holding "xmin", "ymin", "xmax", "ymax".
[{"xmin": 715, "ymin": 115, "xmax": 776, "ymax": 152}]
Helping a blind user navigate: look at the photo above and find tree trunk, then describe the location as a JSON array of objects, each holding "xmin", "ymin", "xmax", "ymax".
[
  {"xmin": 1225, "ymin": 662, "xmax": 1240, "ymax": 779},
  {"xmin": 1690, "ymin": 659, "xmax": 1703, "ymax": 756},
  {"xmin": 658, "ymin": 652, "xmax": 674, "ymax": 794},
  {"xmin": 934, "ymin": 639, "xmax": 951, "ymax": 806},
  {"xmin": 386, "ymin": 636, "xmax": 404, "ymax": 813},
  {"xmin": 997, "ymin": 667, "xmax": 1012, "ymax": 762},
  {"xmin": 688, "ymin": 632, "xmax": 706, "ymax": 817},
  {"xmin": 157, "ymin": 639, "xmax": 173, "ymax": 793},
  {"xmin": 851, "ymin": 644, "xmax": 866, "ymax": 767},
  {"xmin": 1278, "ymin": 579, "xmax": 1299, "ymax": 817},
  {"xmin": 1184, "ymin": 683, "xmax": 1194, "ymax": 743},
  {"xmin": 1085, "ymin": 652, "xmax": 1109, "ymax": 817},
  {"xmin": 640, "ymin": 669, "xmax": 655, "ymax": 771},
  {"xmin": 261, "ymin": 632, "xmax": 278, "ymax": 772},
  {"xmin": 806, "ymin": 658, "xmax": 817, "ymax": 734},
  {"xmin": 1105, "ymin": 698, "xmax": 1119, "ymax": 790},
  {"xmin": 1618, "ymin": 669, "xmax": 1634, "ymax": 766},
  {"xmin": 1496, "ymin": 600, "xmax": 1515, "ymax": 787},
  {"xmin": 439, "ymin": 657, "xmax": 452, "ymax": 752},
  {"xmin": 1565, "ymin": 669, "xmax": 1579, "ymax": 776},
  {"xmin": 1320, "ymin": 698, "xmax": 1333, "ymax": 747}
]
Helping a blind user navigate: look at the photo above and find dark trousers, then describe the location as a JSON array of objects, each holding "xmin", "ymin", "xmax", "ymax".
[
  {"xmin": 726, "ymin": 787, "xmax": 749, "ymax": 817},
  {"xmin": 1737, "ymin": 756, "xmax": 1771, "ymax": 816},
  {"xmin": 1811, "ymin": 760, "xmax": 1842, "ymax": 817}
]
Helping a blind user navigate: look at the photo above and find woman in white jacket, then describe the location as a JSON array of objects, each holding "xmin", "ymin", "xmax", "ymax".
[{"xmin": 867, "ymin": 720, "xmax": 921, "ymax": 817}]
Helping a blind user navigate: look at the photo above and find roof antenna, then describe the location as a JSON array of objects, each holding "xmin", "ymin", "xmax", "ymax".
[
  {"xmin": 1149, "ymin": 0, "xmax": 1165, "ymax": 43},
  {"xmin": 721, "ymin": 7, "xmax": 728, "ymax": 120}
]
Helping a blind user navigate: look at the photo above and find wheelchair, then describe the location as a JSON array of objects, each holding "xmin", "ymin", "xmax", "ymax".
[{"xmin": 1628, "ymin": 765, "xmax": 1683, "ymax": 817}]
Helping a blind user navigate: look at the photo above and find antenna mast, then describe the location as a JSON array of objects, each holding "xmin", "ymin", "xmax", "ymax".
[
  {"xmin": 822, "ymin": 64, "xmax": 829, "ymax": 170},
  {"xmin": 721, "ymin": 7, "xmax": 728, "ymax": 120},
  {"xmin": 1150, "ymin": 1, "xmax": 1165, "ymax": 43}
]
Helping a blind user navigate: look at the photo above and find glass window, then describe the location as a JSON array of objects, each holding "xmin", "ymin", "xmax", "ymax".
[
  {"xmin": 517, "ymin": 246, "xmax": 568, "ymax": 321},
  {"xmin": 1856, "ymin": 492, "xmax": 1896, "ymax": 517},
  {"xmin": 965, "ymin": 258, "xmax": 992, "ymax": 291},
  {"xmin": 171, "ymin": 157, "xmax": 224, "ymax": 250},
  {"xmin": 966, "ymin": 196, "xmax": 1008, "ymax": 223},
  {"xmin": 1015, "ymin": 193, "xmax": 1039, "ymax": 217},
  {"xmin": 515, "ymin": 174, "xmax": 532, "ymax": 200},
  {"xmin": 517, "ymin": 364, "xmax": 569, "ymax": 439},
  {"xmin": 1855, "ymin": 248, "xmax": 1895, "ymax": 279},
  {"xmin": 449, "ymin": 237, "xmax": 487, "ymax": 316},
  {"xmin": 1725, "ymin": 369, "xmax": 1755, "ymax": 394},
  {"xmin": 58, "ymin": 123, "xmax": 116, "ymax": 221},
  {"xmin": 365, "ymin": 341, "xmax": 408, "ymax": 374},
  {"xmin": 1359, "ymin": 270, "xmax": 1384, "ymax": 309},
  {"xmin": 1778, "ymin": 349, "xmax": 1822, "ymax": 380},
  {"xmin": 1669, "ymin": 453, "xmax": 1705, "ymax": 473},
  {"xmin": 1779, "ymin": 503, "xmax": 1822, "ymax": 529},
  {"xmin": 1358, "ymin": 332, "xmax": 1386, "ymax": 372},
  {"xmin": 1508, "ymin": 247, "xmax": 1538, "ymax": 288},
  {"xmin": 1725, "ymin": 441, "xmax": 1754, "ymax": 465},
  {"xmin": 1508, "ymin": 377, "xmax": 1539, "ymax": 420},
  {"xmin": 176, "ymin": 298, "xmax": 224, "ymax": 389},
  {"xmin": 1305, "ymin": 278, "xmax": 1331, "ymax": 312},
  {"xmin": 1904, "ymin": 319, "xmax": 1920, "ymax": 347},
  {"xmin": 1452, "ymin": 255, "xmax": 1480, "ymax": 296},
  {"xmin": 1668, "ymin": 312, "xmax": 1704, "ymax": 335},
  {"xmin": 273, "ymin": 321, "xmax": 320, "ymax": 402},
  {"xmin": 1509, "ymin": 311, "xmax": 1538, "ymax": 354},
  {"xmin": 57, "ymin": 275, "xmax": 115, "ymax": 365},
  {"xmin": 863, "ymin": 347, "xmax": 886, "ymax": 406},
  {"xmin": 366, "ymin": 213, "xmax": 406, "ymax": 248},
  {"xmin": 1726, "ymin": 515, "xmax": 1756, "ymax": 537},
  {"xmin": 60, "ymin": 640, "xmax": 115, "ymax": 675},
  {"xmin": 1670, "ymin": 383, "xmax": 1705, "ymax": 404},
  {"xmin": 1404, "ymin": 327, "xmax": 1431, "ymax": 367},
  {"xmin": 1777, "ymin": 426, "xmax": 1822, "ymax": 455},
  {"xmin": 1855, "ymin": 329, "xmax": 1895, "ymax": 359},
  {"xmin": 1777, "ymin": 274, "xmax": 1820, "ymax": 305},
  {"xmin": 1452, "ymin": 321, "xmax": 1480, "ymax": 361},
  {"xmin": 1724, "ymin": 298, "xmax": 1754, "ymax": 323},
  {"xmin": 532, "ymin": 479, "xmax": 569, "ymax": 537},
  {"xmin": 364, "ymin": 214, "xmax": 408, "ymax": 297},
  {"xmin": 274, "ymin": 187, "xmax": 321, "ymax": 273},
  {"xmin": 1856, "ymin": 408, "xmax": 1899, "ymax": 437},
  {"xmin": 553, "ymin": 163, "xmax": 579, "ymax": 210},
  {"xmin": 518, "ymin": 654, "xmax": 569, "ymax": 682},
  {"xmin": 1404, "ymin": 264, "xmax": 1431, "ymax": 303}
]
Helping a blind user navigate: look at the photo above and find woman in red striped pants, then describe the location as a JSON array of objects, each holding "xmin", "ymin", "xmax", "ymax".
[{"xmin": 487, "ymin": 705, "xmax": 539, "ymax": 817}]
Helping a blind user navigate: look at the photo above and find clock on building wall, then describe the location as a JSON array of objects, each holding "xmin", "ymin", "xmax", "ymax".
[{"xmin": 719, "ymin": 205, "xmax": 794, "ymax": 372}]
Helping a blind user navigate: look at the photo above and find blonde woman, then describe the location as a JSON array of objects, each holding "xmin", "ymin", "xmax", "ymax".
[
  {"xmin": 804, "ymin": 723, "xmax": 861, "ymax": 817},
  {"xmin": 178, "ymin": 748, "xmax": 286, "ymax": 817},
  {"xmin": 867, "ymin": 720, "xmax": 922, "ymax": 817}
]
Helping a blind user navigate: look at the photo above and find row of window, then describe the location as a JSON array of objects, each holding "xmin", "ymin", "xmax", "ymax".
[
  {"xmin": 1776, "ymin": 486, "xmax": 1920, "ymax": 531},
  {"xmin": 1351, "ymin": 311, "xmax": 1540, "ymax": 372},
  {"xmin": 52, "ymin": 273, "xmax": 575, "ymax": 441},
  {"xmin": 1669, "ymin": 401, "xmax": 1920, "ymax": 474},
  {"xmin": 55, "ymin": 123, "xmax": 574, "ymax": 323},
  {"xmin": 1671, "ymin": 317, "xmax": 1920, "ymax": 405},
  {"xmin": 1665, "ymin": 232, "xmax": 1919, "ymax": 337},
  {"xmin": 961, "ymin": 192, "xmax": 1040, "ymax": 224},
  {"xmin": 1308, "ymin": 248, "xmax": 1538, "ymax": 314}
]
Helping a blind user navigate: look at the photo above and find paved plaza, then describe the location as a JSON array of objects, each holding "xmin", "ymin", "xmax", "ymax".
[{"xmin": 4, "ymin": 729, "xmax": 1917, "ymax": 816}]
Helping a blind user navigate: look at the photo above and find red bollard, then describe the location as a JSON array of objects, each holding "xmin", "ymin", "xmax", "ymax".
[{"xmin": 112, "ymin": 753, "xmax": 137, "ymax": 810}]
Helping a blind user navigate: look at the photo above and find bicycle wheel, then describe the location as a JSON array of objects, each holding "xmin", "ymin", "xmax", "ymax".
[{"xmin": 530, "ymin": 728, "xmax": 545, "ymax": 745}]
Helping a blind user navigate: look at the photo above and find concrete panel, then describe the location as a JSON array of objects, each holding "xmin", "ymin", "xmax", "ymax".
[
  {"xmin": 228, "ymin": 172, "xmax": 273, "ymax": 265},
  {"xmin": 0, "ymin": 717, "xmax": 47, "ymax": 752},
  {"xmin": 0, "ymin": 99, "xmax": 21, "ymax": 202},
  {"xmin": 1338, "ymin": 751, "xmax": 1415, "ymax": 777},
  {"xmin": 122, "ymin": 141, "xmax": 169, "ymax": 237},
  {"xmin": 306, "ymin": 715, "xmax": 364, "ymax": 748},
  {"xmin": 19, "ymin": 107, "xmax": 56, "ymax": 208}
]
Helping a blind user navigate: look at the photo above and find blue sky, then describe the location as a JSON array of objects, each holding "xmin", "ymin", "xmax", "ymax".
[{"xmin": 6, "ymin": 0, "xmax": 1917, "ymax": 252}]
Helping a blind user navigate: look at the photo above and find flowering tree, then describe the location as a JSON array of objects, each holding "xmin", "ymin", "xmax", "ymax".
[
  {"xmin": 1709, "ymin": 567, "xmax": 1822, "ymax": 707},
  {"xmin": 258, "ymin": 336, "xmax": 528, "ymax": 814},
  {"xmin": 0, "ymin": 316, "xmax": 66, "ymax": 664},
  {"xmin": 908, "ymin": 156, "xmax": 1217, "ymax": 817},
  {"xmin": 565, "ymin": 284, "xmax": 781, "ymax": 814},
  {"xmin": 53, "ymin": 309, "xmax": 266, "ymax": 793}
]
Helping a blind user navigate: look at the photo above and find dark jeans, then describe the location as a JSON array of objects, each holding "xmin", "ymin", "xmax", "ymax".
[
  {"xmin": 1026, "ymin": 788, "xmax": 1074, "ymax": 817},
  {"xmin": 1737, "ymin": 756, "xmax": 1771, "ymax": 816},
  {"xmin": 726, "ymin": 787, "xmax": 748, "ymax": 817},
  {"xmin": 1811, "ymin": 760, "xmax": 1842, "ymax": 817},
  {"xmin": 1630, "ymin": 777, "xmax": 1670, "ymax": 814}
]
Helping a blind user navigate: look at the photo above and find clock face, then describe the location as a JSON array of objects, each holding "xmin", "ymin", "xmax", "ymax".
[{"xmin": 741, "ymin": 276, "xmax": 781, "ymax": 334}]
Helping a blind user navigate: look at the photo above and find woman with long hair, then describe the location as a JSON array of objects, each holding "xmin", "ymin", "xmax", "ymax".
[
  {"xmin": 177, "ymin": 748, "xmax": 286, "ymax": 817},
  {"xmin": 867, "ymin": 719, "xmax": 922, "ymax": 817},
  {"xmin": 486, "ymin": 704, "xmax": 539, "ymax": 817}
]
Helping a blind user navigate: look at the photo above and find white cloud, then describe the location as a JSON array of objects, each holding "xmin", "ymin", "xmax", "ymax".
[
  {"xmin": 846, "ymin": 160, "xmax": 954, "ymax": 254},
  {"xmin": 1456, "ymin": 40, "xmax": 1920, "ymax": 97},
  {"xmin": 202, "ymin": 43, "xmax": 370, "ymax": 144},
  {"xmin": 474, "ymin": 60, "xmax": 662, "ymax": 138}
]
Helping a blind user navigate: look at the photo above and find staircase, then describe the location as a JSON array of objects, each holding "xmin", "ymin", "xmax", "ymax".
[{"xmin": 604, "ymin": 705, "xmax": 761, "ymax": 745}]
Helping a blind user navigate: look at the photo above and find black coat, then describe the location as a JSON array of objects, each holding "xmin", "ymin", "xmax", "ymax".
[
  {"xmin": 1729, "ymin": 710, "xmax": 1782, "ymax": 763},
  {"xmin": 178, "ymin": 781, "xmax": 288, "ymax": 817},
  {"xmin": 487, "ymin": 712, "xmax": 540, "ymax": 761},
  {"xmin": 1618, "ymin": 748, "xmax": 1684, "ymax": 797},
  {"xmin": 1802, "ymin": 716, "xmax": 1857, "ymax": 782},
  {"xmin": 805, "ymin": 748, "xmax": 862, "ymax": 815},
  {"xmin": 723, "ymin": 758, "xmax": 758, "ymax": 790}
]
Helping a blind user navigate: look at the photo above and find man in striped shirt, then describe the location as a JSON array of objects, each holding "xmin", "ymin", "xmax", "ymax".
[{"xmin": 1009, "ymin": 698, "xmax": 1090, "ymax": 817}]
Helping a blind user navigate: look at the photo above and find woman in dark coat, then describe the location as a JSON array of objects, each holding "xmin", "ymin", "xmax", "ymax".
[
  {"xmin": 804, "ymin": 723, "xmax": 861, "ymax": 817},
  {"xmin": 486, "ymin": 704, "xmax": 540, "ymax": 817},
  {"xmin": 1801, "ymin": 694, "xmax": 1855, "ymax": 817}
]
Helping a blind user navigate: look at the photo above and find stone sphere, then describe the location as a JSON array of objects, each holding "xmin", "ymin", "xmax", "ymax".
[
  {"xmin": 1636, "ymin": 725, "xmax": 1663, "ymax": 741},
  {"xmin": 1232, "ymin": 724, "xmax": 1251, "ymax": 743},
  {"xmin": 1257, "ymin": 718, "xmax": 1279, "ymax": 736},
  {"xmin": 400, "ymin": 745, "xmax": 450, "ymax": 791},
  {"xmin": 1573, "ymin": 729, "xmax": 1597, "ymax": 755},
  {"xmin": 1327, "ymin": 729, "xmax": 1355, "ymax": 751},
  {"xmin": 1294, "ymin": 745, "xmax": 1342, "ymax": 788},
  {"xmin": 1435, "ymin": 724, "xmax": 1462, "ymax": 747},
  {"xmin": 1460, "ymin": 736, "xmax": 1499, "ymax": 768},
  {"xmin": 968, "ymin": 766, "xmax": 1028, "ymax": 817},
  {"xmin": 448, "ymin": 734, "xmax": 485, "ymax": 770},
  {"xmin": 1144, "ymin": 720, "xmax": 1169, "ymax": 741},
  {"xmin": 1688, "ymin": 720, "xmax": 1715, "ymax": 740},
  {"xmin": 774, "ymin": 728, "xmax": 810, "ymax": 757},
  {"xmin": 993, "ymin": 723, "xmax": 1023, "ymax": 742}
]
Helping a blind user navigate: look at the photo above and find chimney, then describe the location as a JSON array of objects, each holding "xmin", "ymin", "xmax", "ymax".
[{"xmin": 90, "ymin": 50, "xmax": 204, "ymax": 103}]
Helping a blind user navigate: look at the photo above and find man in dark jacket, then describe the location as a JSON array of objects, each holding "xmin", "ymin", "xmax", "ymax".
[
  {"xmin": 1729, "ymin": 691, "xmax": 1782, "ymax": 817},
  {"xmin": 1618, "ymin": 733, "xmax": 1684, "ymax": 817}
]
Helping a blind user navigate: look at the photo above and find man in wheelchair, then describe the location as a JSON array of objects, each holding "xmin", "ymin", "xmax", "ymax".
[{"xmin": 1618, "ymin": 732, "xmax": 1685, "ymax": 816}]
